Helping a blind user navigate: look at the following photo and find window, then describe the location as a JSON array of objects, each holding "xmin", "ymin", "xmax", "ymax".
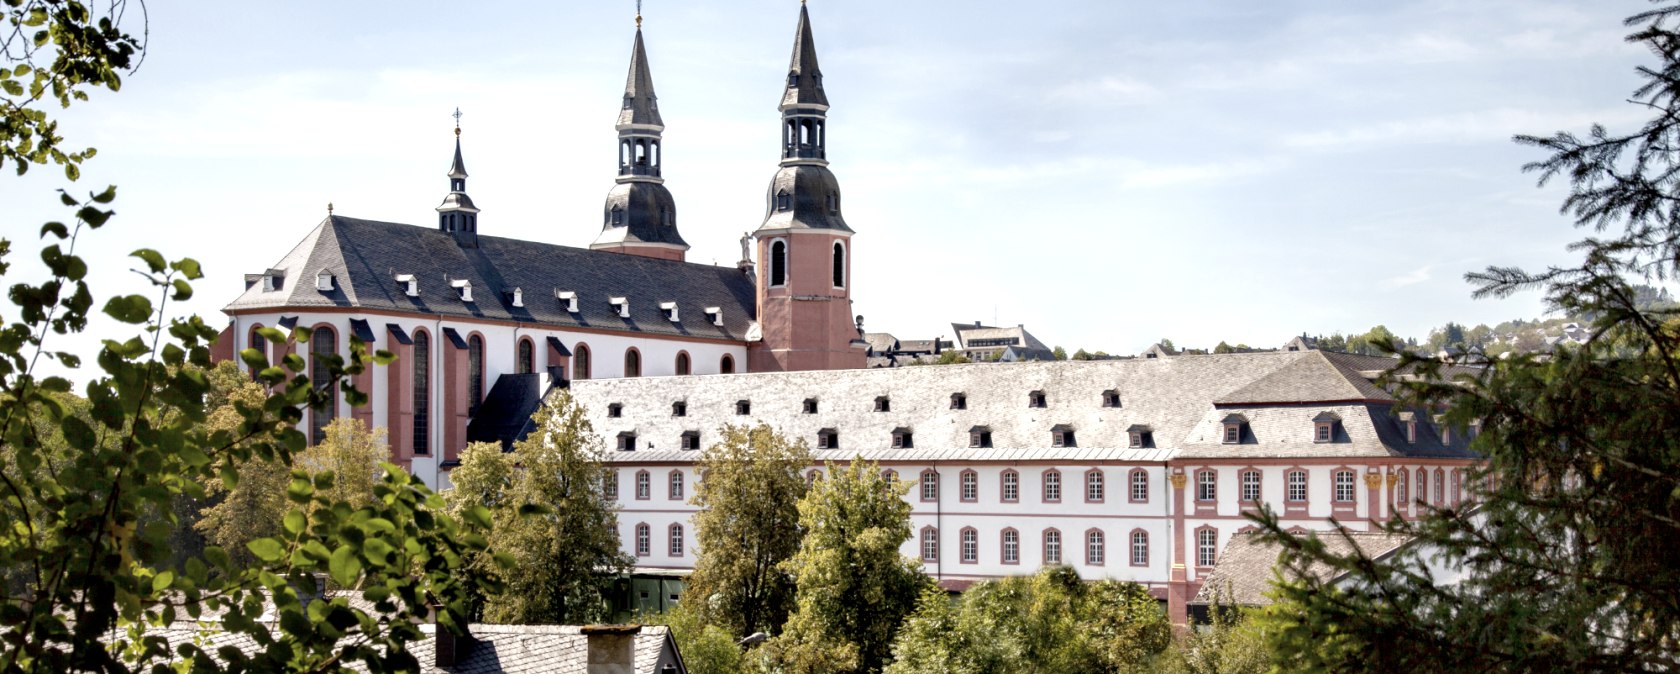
[
  {"xmin": 736, "ymin": 400, "xmax": 751, "ymax": 415},
  {"xmin": 1316, "ymin": 424, "xmax": 1332, "ymax": 442},
  {"xmin": 681, "ymin": 430, "xmax": 701, "ymax": 451},
  {"xmin": 617, "ymin": 432, "xmax": 637, "ymax": 451},
  {"xmin": 608, "ymin": 403, "xmax": 623, "ymax": 418},
  {"xmin": 1334, "ymin": 470, "xmax": 1355, "ymax": 503},
  {"xmin": 1052, "ymin": 426, "xmax": 1076, "ymax": 448},
  {"xmin": 1130, "ymin": 470, "xmax": 1149, "ymax": 503},
  {"xmin": 769, "ymin": 240, "xmax": 788, "ymax": 286},
  {"xmin": 874, "ymin": 396, "xmax": 890, "ymax": 412},
  {"xmin": 775, "ymin": 191, "xmax": 791, "ymax": 212},
  {"xmin": 574, "ymin": 343, "xmax": 592, "ymax": 380},
  {"xmin": 669, "ymin": 471, "xmax": 685, "ymax": 500},
  {"xmin": 309, "ymin": 326, "xmax": 337, "ymax": 445},
  {"xmin": 1131, "ymin": 530, "xmax": 1149, "ymax": 566},
  {"xmin": 1434, "ymin": 469, "xmax": 1445, "ymax": 506},
  {"xmin": 969, "ymin": 427, "xmax": 992, "ymax": 448},
  {"xmin": 1396, "ymin": 470, "xmax": 1409, "ymax": 504},
  {"xmin": 624, "ymin": 348, "xmax": 641, "ymax": 378},
  {"xmin": 669, "ymin": 524, "xmax": 685, "ymax": 557},
  {"xmin": 1002, "ymin": 529, "xmax": 1020, "ymax": 564},
  {"xmin": 467, "ymin": 334, "xmax": 484, "ymax": 415},
  {"xmin": 1028, "ymin": 391, "xmax": 1046, "ymax": 408},
  {"xmin": 832, "ymin": 242, "xmax": 845, "ymax": 288},
  {"xmin": 1416, "ymin": 467, "xmax": 1429, "ymax": 504},
  {"xmin": 920, "ymin": 471, "xmax": 939, "ymax": 501},
  {"xmin": 1128, "ymin": 430, "xmax": 1146, "ymax": 448},
  {"xmin": 1197, "ymin": 528, "xmax": 1218, "ymax": 567},
  {"xmin": 1223, "ymin": 426, "xmax": 1239, "ymax": 443},
  {"xmin": 807, "ymin": 469, "xmax": 823, "ymax": 485},
  {"xmin": 1287, "ymin": 470, "xmax": 1307, "ymax": 502},
  {"xmin": 1241, "ymin": 470, "xmax": 1261, "ymax": 503},
  {"xmin": 950, "ymin": 393, "xmax": 966, "ymax": 410},
  {"xmin": 921, "ymin": 527, "xmax": 939, "ymax": 562},
  {"xmin": 1222, "ymin": 414, "xmax": 1246, "ymax": 444},
  {"xmin": 1001, "ymin": 470, "xmax": 1020, "ymax": 502},
  {"xmin": 720, "ymin": 354, "xmax": 735, "ymax": 374},
  {"xmin": 961, "ymin": 528, "xmax": 978, "ymax": 563},
  {"xmin": 883, "ymin": 469, "xmax": 898, "ymax": 483},
  {"xmin": 892, "ymin": 429, "xmax": 913, "ymax": 449},
  {"xmin": 1102, "ymin": 390, "xmax": 1121, "ymax": 408},
  {"xmin": 1085, "ymin": 470, "xmax": 1104, "ymax": 502},
  {"xmin": 675, "ymin": 352, "xmax": 691, "ymax": 376},
  {"xmin": 960, "ymin": 470, "xmax": 978, "ymax": 501},
  {"xmin": 1043, "ymin": 470, "xmax": 1062, "ymax": 502},
  {"xmin": 803, "ymin": 398, "xmax": 818, "ymax": 414},
  {"xmin": 604, "ymin": 470, "xmax": 619, "ymax": 500},
  {"xmin": 636, "ymin": 471, "xmax": 651, "ymax": 500},
  {"xmin": 517, "ymin": 338, "xmax": 534, "ymax": 374},
  {"xmin": 817, "ymin": 428, "xmax": 838, "ymax": 449},
  {"xmin": 412, "ymin": 330, "xmax": 430, "ymax": 455},
  {"xmin": 247, "ymin": 326, "xmax": 267, "ymax": 381},
  {"xmin": 1086, "ymin": 530, "xmax": 1105, "ymax": 565},
  {"xmin": 1451, "ymin": 469, "xmax": 1462, "ymax": 505},
  {"xmin": 672, "ymin": 401, "xmax": 687, "ymax": 417},
  {"xmin": 1044, "ymin": 529, "xmax": 1063, "ymax": 564},
  {"xmin": 1197, "ymin": 470, "xmax": 1217, "ymax": 502},
  {"xmin": 635, "ymin": 523, "xmax": 650, "ymax": 556}
]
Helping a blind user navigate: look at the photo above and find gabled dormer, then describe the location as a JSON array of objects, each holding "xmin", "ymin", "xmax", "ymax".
[
  {"xmin": 1313, "ymin": 411, "xmax": 1342, "ymax": 443},
  {"xmin": 1221, "ymin": 414, "xmax": 1248, "ymax": 445},
  {"xmin": 1127, "ymin": 424, "xmax": 1153, "ymax": 449}
]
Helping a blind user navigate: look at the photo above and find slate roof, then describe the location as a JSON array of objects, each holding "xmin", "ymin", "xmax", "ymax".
[
  {"xmin": 950, "ymin": 323, "xmax": 1053, "ymax": 359},
  {"xmin": 569, "ymin": 351, "xmax": 1478, "ymax": 464},
  {"xmin": 1190, "ymin": 531, "xmax": 1412, "ymax": 606},
  {"xmin": 224, "ymin": 216, "xmax": 755, "ymax": 341},
  {"xmin": 618, "ymin": 28, "xmax": 663, "ymax": 128},
  {"xmin": 781, "ymin": 4, "xmax": 827, "ymax": 109}
]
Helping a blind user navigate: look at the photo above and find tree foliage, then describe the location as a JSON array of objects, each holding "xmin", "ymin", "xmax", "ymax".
[
  {"xmin": 1, "ymin": 0, "xmax": 145, "ymax": 179},
  {"xmin": 1253, "ymin": 5, "xmax": 1680, "ymax": 672},
  {"xmin": 640, "ymin": 603, "xmax": 743, "ymax": 674},
  {"xmin": 754, "ymin": 459, "xmax": 929, "ymax": 674},
  {"xmin": 684, "ymin": 423, "xmax": 809, "ymax": 638}
]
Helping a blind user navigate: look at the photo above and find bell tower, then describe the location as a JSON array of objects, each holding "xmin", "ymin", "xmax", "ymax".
[
  {"xmin": 591, "ymin": 11, "xmax": 690, "ymax": 261},
  {"xmin": 436, "ymin": 109, "xmax": 481, "ymax": 249},
  {"xmin": 748, "ymin": 2, "xmax": 866, "ymax": 373}
]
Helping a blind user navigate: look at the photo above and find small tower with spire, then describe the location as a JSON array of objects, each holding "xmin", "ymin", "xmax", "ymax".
[
  {"xmin": 591, "ymin": 8, "xmax": 690, "ymax": 262},
  {"xmin": 437, "ymin": 109, "xmax": 481, "ymax": 248},
  {"xmin": 748, "ymin": 1, "xmax": 866, "ymax": 373}
]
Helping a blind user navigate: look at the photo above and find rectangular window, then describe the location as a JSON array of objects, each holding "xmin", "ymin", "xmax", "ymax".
[
  {"xmin": 921, "ymin": 528, "xmax": 938, "ymax": 562},
  {"xmin": 961, "ymin": 529, "xmax": 977, "ymax": 563},
  {"xmin": 1317, "ymin": 424, "xmax": 1332, "ymax": 442},
  {"xmin": 1131, "ymin": 531, "xmax": 1149, "ymax": 566},
  {"xmin": 636, "ymin": 472, "xmax": 651, "ymax": 500},
  {"xmin": 1085, "ymin": 471, "xmax": 1104, "ymax": 502},
  {"xmin": 1002, "ymin": 472, "xmax": 1019, "ymax": 502},
  {"xmin": 1241, "ymin": 470, "xmax": 1260, "ymax": 503},
  {"xmin": 961, "ymin": 472, "xmax": 978, "ymax": 501},
  {"xmin": 1287, "ymin": 471, "xmax": 1307, "ymax": 502},
  {"xmin": 1197, "ymin": 529, "xmax": 1218, "ymax": 567},
  {"xmin": 1334, "ymin": 471, "xmax": 1355, "ymax": 503},
  {"xmin": 921, "ymin": 472, "xmax": 939, "ymax": 501},
  {"xmin": 1044, "ymin": 531, "xmax": 1062, "ymax": 564},
  {"xmin": 1043, "ymin": 471, "xmax": 1061, "ymax": 502},
  {"xmin": 1223, "ymin": 426, "xmax": 1239, "ymax": 443},
  {"xmin": 1130, "ymin": 471, "xmax": 1148, "ymax": 502},
  {"xmin": 604, "ymin": 471, "xmax": 619, "ymax": 500},
  {"xmin": 1197, "ymin": 471, "xmax": 1217, "ymax": 502}
]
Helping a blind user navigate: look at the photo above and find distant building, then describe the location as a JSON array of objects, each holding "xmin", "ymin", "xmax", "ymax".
[
  {"xmin": 863, "ymin": 332, "xmax": 954, "ymax": 368},
  {"xmin": 950, "ymin": 322, "xmax": 1055, "ymax": 361}
]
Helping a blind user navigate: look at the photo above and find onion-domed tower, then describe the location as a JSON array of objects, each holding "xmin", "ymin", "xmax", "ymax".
[
  {"xmin": 748, "ymin": 2, "xmax": 866, "ymax": 372},
  {"xmin": 591, "ymin": 14, "xmax": 690, "ymax": 261}
]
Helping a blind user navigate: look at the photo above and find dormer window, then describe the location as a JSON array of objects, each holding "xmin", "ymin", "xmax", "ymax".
[
  {"xmin": 316, "ymin": 271, "xmax": 334, "ymax": 291},
  {"xmin": 736, "ymin": 400, "xmax": 751, "ymax": 415},
  {"xmin": 803, "ymin": 398, "xmax": 819, "ymax": 414},
  {"xmin": 451, "ymin": 279, "xmax": 473, "ymax": 303},
  {"xmin": 608, "ymin": 403, "xmax": 623, "ymax": 418},
  {"xmin": 826, "ymin": 193, "xmax": 839, "ymax": 214},
  {"xmin": 874, "ymin": 396, "xmax": 890, "ymax": 412},
  {"xmin": 510, "ymin": 287, "xmax": 524, "ymax": 308},
  {"xmin": 680, "ymin": 430, "xmax": 701, "ymax": 451},
  {"xmin": 1221, "ymin": 414, "xmax": 1247, "ymax": 444},
  {"xmin": 672, "ymin": 401, "xmax": 687, "ymax": 417},
  {"xmin": 661, "ymin": 301, "xmax": 679, "ymax": 322},
  {"xmin": 557, "ymin": 290, "xmax": 579, "ymax": 313},
  {"xmin": 788, "ymin": 73, "xmax": 798, "ymax": 87},
  {"xmin": 950, "ymin": 393, "xmax": 967, "ymax": 410},
  {"xmin": 1313, "ymin": 412, "xmax": 1341, "ymax": 443},
  {"xmin": 1127, "ymin": 424, "xmax": 1153, "ymax": 449},
  {"xmin": 705, "ymin": 307, "xmax": 723, "ymax": 326},
  {"xmin": 1436, "ymin": 415, "xmax": 1452, "ymax": 444},
  {"xmin": 617, "ymin": 431, "xmax": 637, "ymax": 451},
  {"xmin": 892, "ymin": 428, "xmax": 913, "ymax": 449},
  {"xmin": 261, "ymin": 270, "xmax": 286, "ymax": 292},
  {"xmin": 1028, "ymin": 391, "xmax": 1047, "ymax": 409},
  {"xmin": 817, "ymin": 428, "xmax": 838, "ymax": 449},
  {"xmin": 1051, "ymin": 424, "xmax": 1076, "ymax": 448},
  {"xmin": 969, "ymin": 426, "xmax": 992, "ymax": 448},
  {"xmin": 610, "ymin": 297, "xmax": 629, "ymax": 318},
  {"xmin": 1101, "ymin": 390, "xmax": 1121, "ymax": 408},
  {"xmin": 611, "ymin": 206, "xmax": 625, "ymax": 226},
  {"xmin": 395, "ymin": 273, "xmax": 418, "ymax": 297},
  {"xmin": 1403, "ymin": 412, "xmax": 1418, "ymax": 444},
  {"xmin": 776, "ymin": 191, "xmax": 791, "ymax": 212}
]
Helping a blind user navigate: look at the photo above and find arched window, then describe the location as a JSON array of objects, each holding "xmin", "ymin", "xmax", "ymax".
[
  {"xmin": 1131, "ymin": 530, "xmax": 1149, "ymax": 566},
  {"xmin": 575, "ymin": 343, "xmax": 592, "ymax": 380},
  {"xmin": 517, "ymin": 337, "xmax": 535, "ymax": 375},
  {"xmin": 669, "ymin": 524, "xmax": 685, "ymax": 557},
  {"xmin": 247, "ymin": 325, "xmax": 267, "ymax": 381},
  {"xmin": 669, "ymin": 470, "xmax": 685, "ymax": 500},
  {"xmin": 635, "ymin": 470, "xmax": 651, "ymax": 500},
  {"xmin": 720, "ymin": 354, "xmax": 735, "ymax": 374},
  {"xmin": 635, "ymin": 523, "xmax": 651, "ymax": 557},
  {"xmin": 920, "ymin": 470, "xmax": 939, "ymax": 502},
  {"xmin": 603, "ymin": 470, "xmax": 619, "ymax": 500},
  {"xmin": 1002, "ymin": 528, "xmax": 1020, "ymax": 565},
  {"xmin": 1086, "ymin": 529, "xmax": 1105, "ymax": 565},
  {"xmin": 1416, "ymin": 467, "xmax": 1429, "ymax": 505},
  {"xmin": 1396, "ymin": 469, "xmax": 1409, "ymax": 505},
  {"xmin": 624, "ymin": 348, "xmax": 641, "ymax": 378},
  {"xmin": 412, "ymin": 330, "xmax": 430, "ymax": 455},
  {"xmin": 1001, "ymin": 469, "xmax": 1020, "ymax": 503},
  {"xmin": 1434, "ymin": 469, "xmax": 1445, "ymax": 506},
  {"xmin": 675, "ymin": 351, "xmax": 691, "ymax": 376},
  {"xmin": 1044, "ymin": 529, "xmax": 1062, "ymax": 565},
  {"xmin": 960, "ymin": 528, "xmax": 979, "ymax": 563},
  {"xmin": 1130, "ymin": 469, "xmax": 1150, "ymax": 503},
  {"xmin": 467, "ymin": 334, "xmax": 484, "ymax": 416},
  {"xmin": 1043, "ymin": 470, "xmax": 1062, "ymax": 503},
  {"xmin": 832, "ymin": 241, "xmax": 845, "ymax": 288},
  {"xmin": 310, "ymin": 326, "xmax": 337, "ymax": 445},
  {"xmin": 769, "ymin": 240, "xmax": 788, "ymax": 287},
  {"xmin": 960, "ymin": 470, "xmax": 978, "ymax": 502},
  {"xmin": 1085, "ymin": 469, "xmax": 1105, "ymax": 503}
]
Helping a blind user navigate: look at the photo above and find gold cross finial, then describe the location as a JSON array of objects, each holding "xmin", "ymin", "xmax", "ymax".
[
  {"xmin": 636, "ymin": 0, "xmax": 642, "ymax": 27},
  {"xmin": 452, "ymin": 107, "xmax": 462, "ymax": 136},
  {"xmin": 327, "ymin": 202, "xmax": 334, "ymax": 215}
]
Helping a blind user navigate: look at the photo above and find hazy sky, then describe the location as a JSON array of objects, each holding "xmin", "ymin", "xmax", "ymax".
[{"xmin": 7, "ymin": 0, "xmax": 1662, "ymax": 370}]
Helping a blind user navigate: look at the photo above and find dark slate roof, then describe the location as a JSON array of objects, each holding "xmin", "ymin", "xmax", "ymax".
[
  {"xmin": 448, "ymin": 136, "xmax": 469, "ymax": 179},
  {"xmin": 618, "ymin": 28, "xmax": 663, "ymax": 128},
  {"xmin": 758, "ymin": 165, "xmax": 851, "ymax": 232},
  {"xmin": 224, "ymin": 216, "xmax": 755, "ymax": 340},
  {"xmin": 597, "ymin": 181, "xmax": 688, "ymax": 247},
  {"xmin": 782, "ymin": 4, "xmax": 827, "ymax": 109},
  {"xmin": 1190, "ymin": 531, "xmax": 1412, "ymax": 607}
]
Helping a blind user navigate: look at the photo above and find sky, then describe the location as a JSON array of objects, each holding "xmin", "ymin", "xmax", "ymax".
[{"xmin": 5, "ymin": 0, "xmax": 1664, "ymax": 374}]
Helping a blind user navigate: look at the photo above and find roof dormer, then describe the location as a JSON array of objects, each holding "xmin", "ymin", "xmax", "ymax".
[
  {"xmin": 316, "ymin": 271, "xmax": 335, "ymax": 292},
  {"xmin": 610, "ymin": 296, "xmax": 629, "ymax": 318},
  {"xmin": 556, "ymin": 290, "xmax": 579, "ymax": 313},
  {"xmin": 508, "ymin": 287, "xmax": 524, "ymax": 308},
  {"xmin": 704, "ymin": 307, "xmax": 723, "ymax": 326},
  {"xmin": 660, "ymin": 301, "xmax": 679, "ymax": 322},
  {"xmin": 1127, "ymin": 424, "xmax": 1153, "ymax": 449},
  {"xmin": 1101, "ymin": 389, "xmax": 1121, "ymax": 408},
  {"xmin": 1312, "ymin": 411, "xmax": 1341, "ymax": 443},
  {"xmin": 891, "ymin": 427, "xmax": 913, "ymax": 449},
  {"xmin": 1028, "ymin": 390, "xmax": 1047, "ymax": 409},
  {"xmin": 969, "ymin": 425, "xmax": 992, "ymax": 448},
  {"xmin": 395, "ymin": 273, "xmax": 418, "ymax": 297},
  {"xmin": 1398, "ymin": 410, "xmax": 1418, "ymax": 444},
  {"xmin": 950, "ymin": 392, "xmax": 967, "ymax": 410},
  {"xmin": 1050, "ymin": 424, "xmax": 1076, "ymax": 448},
  {"xmin": 451, "ymin": 279, "xmax": 473, "ymax": 302},
  {"xmin": 817, "ymin": 427, "xmax": 839, "ymax": 449},
  {"xmin": 1221, "ymin": 414, "xmax": 1248, "ymax": 445}
]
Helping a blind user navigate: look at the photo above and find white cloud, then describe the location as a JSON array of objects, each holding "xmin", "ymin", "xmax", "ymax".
[
  {"xmin": 1278, "ymin": 106, "xmax": 1649, "ymax": 151},
  {"xmin": 1382, "ymin": 265, "xmax": 1433, "ymax": 289}
]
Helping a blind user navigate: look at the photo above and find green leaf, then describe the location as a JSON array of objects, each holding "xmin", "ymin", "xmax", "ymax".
[
  {"xmin": 131, "ymin": 248, "xmax": 165, "ymax": 273},
  {"xmin": 283, "ymin": 511, "xmax": 306, "ymax": 536},
  {"xmin": 101, "ymin": 294, "xmax": 152, "ymax": 324},
  {"xmin": 248, "ymin": 538, "xmax": 285, "ymax": 563},
  {"xmin": 462, "ymin": 505, "xmax": 493, "ymax": 529},
  {"xmin": 152, "ymin": 570, "xmax": 174, "ymax": 593},
  {"xmin": 329, "ymin": 545, "xmax": 362, "ymax": 587}
]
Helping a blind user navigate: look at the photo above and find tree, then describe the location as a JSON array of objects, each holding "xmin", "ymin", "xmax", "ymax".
[
  {"xmin": 755, "ymin": 459, "xmax": 930, "ymax": 674},
  {"xmin": 295, "ymin": 417, "xmax": 387, "ymax": 512},
  {"xmin": 1254, "ymin": 5, "xmax": 1680, "ymax": 671},
  {"xmin": 478, "ymin": 393, "xmax": 631, "ymax": 624},
  {"xmin": 1052, "ymin": 346, "xmax": 1068, "ymax": 361},
  {"xmin": 1213, "ymin": 341, "xmax": 1234, "ymax": 354},
  {"xmin": 684, "ymin": 423, "xmax": 809, "ymax": 638},
  {"xmin": 884, "ymin": 567, "xmax": 1170, "ymax": 674},
  {"xmin": 1157, "ymin": 605, "xmax": 1270, "ymax": 674},
  {"xmin": 1072, "ymin": 348, "xmax": 1092, "ymax": 361},
  {"xmin": 641, "ymin": 603, "xmax": 744, "ymax": 674},
  {"xmin": 1158, "ymin": 338, "xmax": 1176, "ymax": 353}
]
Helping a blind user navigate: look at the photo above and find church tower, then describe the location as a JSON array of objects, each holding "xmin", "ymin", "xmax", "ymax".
[
  {"xmin": 748, "ymin": 2, "xmax": 867, "ymax": 372},
  {"xmin": 591, "ymin": 13, "xmax": 690, "ymax": 261},
  {"xmin": 436, "ymin": 113, "xmax": 481, "ymax": 248}
]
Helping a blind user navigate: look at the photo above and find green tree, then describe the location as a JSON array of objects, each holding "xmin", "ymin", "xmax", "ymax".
[
  {"xmin": 296, "ymin": 417, "xmax": 387, "ymax": 512},
  {"xmin": 1213, "ymin": 341, "xmax": 1234, "ymax": 354},
  {"xmin": 934, "ymin": 350, "xmax": 971, "ymax": 365},
  {"xmin": 479, "ymin": 393, "xmax": 631, "ymax": 624},
  {"xmin": 1254, "ymin": 5, "xmax": 1680, "ymax": 671},
  {"xmin": 685, "ymin": 424, "xmax": 809, "ymax": 638},
  {"xmin": 1051, "ymin": 346, "xmax": 1067, "ymax": 361},
  {"xmin": 756, "ymin": 459, "xmax": 930, "ymax": 674},
  {"xmin": 1072, "ymin": 348, "xmax": 1092, "ymax": 361},
  {"xmin": 641, "ymin": 603, "xmax": 744, "ymax": 674}
]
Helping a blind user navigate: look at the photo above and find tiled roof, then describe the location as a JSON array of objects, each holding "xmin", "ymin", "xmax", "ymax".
[
  {"xmin": 224, "ymin": 216, "xmax": 755, "ymax": 341},
  {"xmin": 1190, "ymin": 531, "xmax": 1412, "ymax": 606}
]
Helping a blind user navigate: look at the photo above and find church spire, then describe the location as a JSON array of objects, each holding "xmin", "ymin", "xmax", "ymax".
[
  {"xmin": 592, "ymin": 12, "xmax": 689, "ymax": 261},
  {"xmin": 437, "ymin": 109, "xmax": 481, "ymax": 248},
  {"xmin": 783, "ymin": 2, "xmax": 828, "ymax": 110}
]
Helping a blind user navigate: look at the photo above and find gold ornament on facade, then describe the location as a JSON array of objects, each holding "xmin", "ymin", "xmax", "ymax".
[
  {"xmin": 1385, "ymin": 472, "xmax": 1398, "ymax": 487},
  {"xmin": 1364, "ymin": 473, "xmax": 1385, "ymax": 489},
  {"xmin": 1169, "ymin": 473, "xmax": 1187, "ymax": 489}
]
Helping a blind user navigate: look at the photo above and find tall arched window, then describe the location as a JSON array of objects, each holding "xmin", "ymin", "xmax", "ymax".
[
  {"xmin": 248, "ymin": 325, "xmax": 267, "ymax": 381},
  {"xmin": 310, "ymin": 326, "xmax": 337, "ymax": 445},
  {"xmin": 1044, "ymin": 529, "xmax": 1062, "ymax": 565},
  {"xmin": 675, "ymin": 351, "xmax": 691, "ymax": 376},
  {"xmin": 832, "ymin": 241, "xmax": 845, "ymax": 288},
  {"xmin": 769, "ymin": 240, "xmax": 788, "ymax": 287},
  {"xmin": 467, "ymin": 334, "xmax": 484, "ymax": 415},
  {"xmin": 575, "ymin": 343, "xmax": 592, "ymax": 380},
  {"xmin": 412, "ymin": 330, "xmax": 431, "ymax": 456},
  {"xmin": 517, "ymin": 337, "xmax": 534, "ymax": 374},
  {"xmin": 1086, "ymin": 529, "xmax": 1105, "ymax": 565},
  {"xmin": 635, "ymin": 523, "xmax": 650, "ymax": 557},
  {"xmin": 624, "ymin": 348, "xmax": 641, "ymax": 378},
  {"xmin": 720, "ymin": 354, "xmax": 735, "ymax": 374}
]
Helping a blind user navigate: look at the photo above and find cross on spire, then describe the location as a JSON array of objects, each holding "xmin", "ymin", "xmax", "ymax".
[
  {"xmin": 452, "ymin": 107, "xmax": 463, "ymax": 136},
  {"xmin": 636, "ymin": 0, "xmax": 642, "ymax": 27}
]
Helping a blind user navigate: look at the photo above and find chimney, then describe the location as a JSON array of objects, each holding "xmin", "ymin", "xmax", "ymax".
[
  {"xmin": 431, "ymin": 605, "xmax": 474, "ymax": 668},
  {"xmin": 581, "ymin": 624, "xmax": 641, "ymax": 674}
]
